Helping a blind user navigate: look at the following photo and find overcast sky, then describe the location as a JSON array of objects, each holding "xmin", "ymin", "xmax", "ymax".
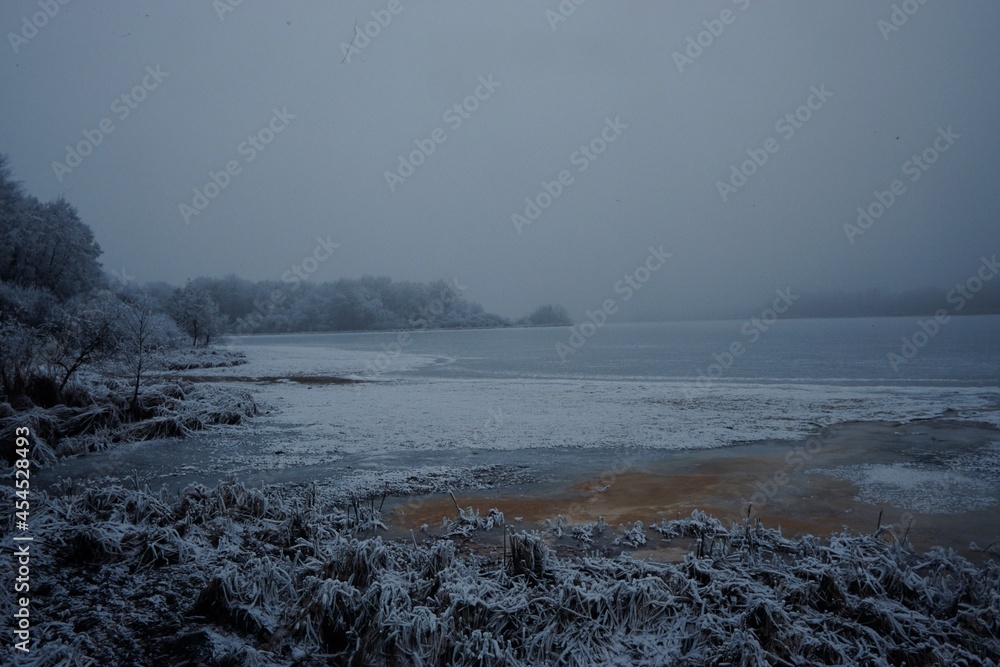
[{"xmin": 2, "ymin": 1, "xmax": 998, "ymax": 320}]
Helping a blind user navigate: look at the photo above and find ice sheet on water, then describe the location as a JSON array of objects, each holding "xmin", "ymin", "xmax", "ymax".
[
  {"xmin": 250, "ymin": 371, "xmax": 1000, "ymax": 457},
  {"xmin": 812, "ymin": 456, "xmax": 1000, "ymax": 514},
  {"xmin": 169, "ymin": 343, "xmax": 1000, "ymax": 474},
  {"xmin": 187, "ymin": 343, "xmax": 437, "ymax": 379}
]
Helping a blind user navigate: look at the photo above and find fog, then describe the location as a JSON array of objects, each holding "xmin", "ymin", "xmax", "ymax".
[{"xmin": 2, "ymin": 0, "xmax": 998, "ymax": 320}]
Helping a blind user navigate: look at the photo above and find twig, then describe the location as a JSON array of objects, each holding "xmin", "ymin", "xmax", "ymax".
[{"xmin": 902, "ymin": 518, "xmax": 913, "ymax": 544}]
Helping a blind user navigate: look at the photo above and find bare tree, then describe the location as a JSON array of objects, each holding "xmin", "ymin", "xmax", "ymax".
[
  {"xmin": 116, "ymin": 292, "xmax": 181, "ymax": 409},
  {"xmin": 47, "ymin": 291, "xmax": 122, "ymax": 393}
]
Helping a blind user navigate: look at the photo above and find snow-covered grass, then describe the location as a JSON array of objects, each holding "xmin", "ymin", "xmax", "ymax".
[
  {"xmin": 443, "ymin": 500, "xmax": 506, "ymax": 538},
  {"xmin": 6, "ymin": 479, "xmax": 998, "ymax": 666},
  {"xmin": 0, "ymin": 377, "xmax": 259, "ymax": 467},
  {"xmin": 162, "ymin": 346, "xmax": 249, "ymax": 371}
]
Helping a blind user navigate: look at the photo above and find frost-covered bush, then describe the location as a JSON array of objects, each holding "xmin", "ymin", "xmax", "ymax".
[
  {"xmin": 0, "ymin": 281, "xmax": 58, "ymax": 328},
  {"xmin": 0, "ymin": 320, "xmax": 50, "ymax": 407},
  {"xmin": 444, "ymin": 504, "xmax": 505, "ymax": 538},
  {"xmin": 0, "ymin": 379, "xmax": 258, "ymax": 466}
]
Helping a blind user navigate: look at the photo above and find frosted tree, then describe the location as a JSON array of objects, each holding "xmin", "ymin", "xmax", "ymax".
[
  {"xmin": 47, "ymin": 291, "xmax": 123, "ymax": 393},
  {"xmin": 167, "ymin": 282, "xmax": 227, "ymax": 346},
  {"xmin": 0, "ymin": 178, "xmax": 102, "ymax": 299},
  {"xmin": 115, "ymin": 291, "xmax": 181, "ymax": 408},
  {"xmin": 521, "ymin": 304, "xmax": 572, "ymax": 326}
]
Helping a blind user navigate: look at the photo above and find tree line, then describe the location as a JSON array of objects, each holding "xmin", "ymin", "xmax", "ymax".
[{"xmin": 148, "ymin": 274, "xmax": 570, "ymax": 336}]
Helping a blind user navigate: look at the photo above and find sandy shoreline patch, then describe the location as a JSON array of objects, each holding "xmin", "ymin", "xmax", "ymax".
[{"xmin": 387, "ymin": 419, "xmax": 1000, "ymax": 558}]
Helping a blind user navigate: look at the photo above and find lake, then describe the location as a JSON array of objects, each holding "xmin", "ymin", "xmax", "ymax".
[{"xmin": 236, "ymin": 315, "xmax": 1000, "ymax": 387}]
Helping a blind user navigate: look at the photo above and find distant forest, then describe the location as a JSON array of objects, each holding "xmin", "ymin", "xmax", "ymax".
[
  {"xmin": 143, "ymin": 275, "xmax": 572, "ymax": 334},
  {"xmin": 1, "ymin": 149, "xmax": 997, "ymax": 355}
]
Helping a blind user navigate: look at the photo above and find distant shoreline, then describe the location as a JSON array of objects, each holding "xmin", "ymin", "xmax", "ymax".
[{"xmin": 226, "ymin": 311, "xmax": 1000, "ymax": 338}]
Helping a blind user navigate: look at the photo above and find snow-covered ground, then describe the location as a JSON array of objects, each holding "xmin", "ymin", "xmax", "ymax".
[{"xmin": 10, "ymin": 479, "xmax": 998, "ymax": 666}]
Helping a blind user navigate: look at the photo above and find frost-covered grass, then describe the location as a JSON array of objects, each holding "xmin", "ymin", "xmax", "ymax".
[
  {"xmin": 162, "ymin": 346, "xmax": 249, "ymax": 371},
  {"xmin": 0, "ymin": 377, "xmax": 258, "ymax": 467},
  {"xmin": 5, "ymin": 480, "xmax": 998, "ymax": 666}
]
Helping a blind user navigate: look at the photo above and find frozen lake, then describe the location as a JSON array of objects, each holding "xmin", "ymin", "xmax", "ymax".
[
  {"xmin": 42, "ymin": 317, "xmax": 999, "ymax": 490},
  {"xmin": 38, "ymin": 317, "xmax": 1000, "ymax": 556},
  {"xmin": 233, "ymin": 315, "xmax": 1000, "ymax": 386}
]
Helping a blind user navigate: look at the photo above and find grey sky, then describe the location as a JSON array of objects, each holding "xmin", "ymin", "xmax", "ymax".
[{"xmin": 2, "ymin": 1, "xmax": 998, "ymax": 320}]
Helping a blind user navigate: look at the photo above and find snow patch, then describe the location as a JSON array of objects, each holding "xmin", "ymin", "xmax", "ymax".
[{"xmin": 812, "ymin": 456, "xmax": 1000, "ymax": 514}]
